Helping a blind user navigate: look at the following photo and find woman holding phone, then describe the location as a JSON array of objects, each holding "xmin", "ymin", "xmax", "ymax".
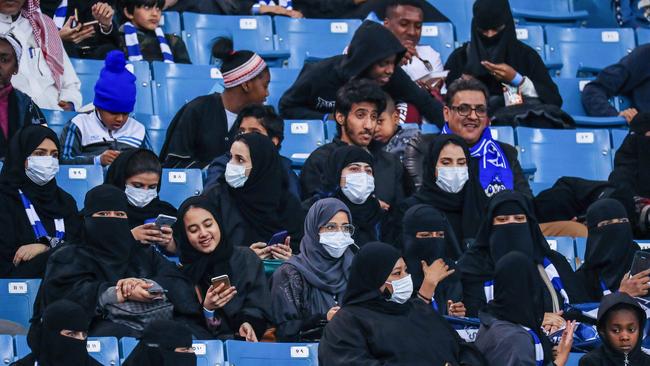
[
  {"xmin": 177, "ymin": 195, "xmax": 272, "ymax": 342},
  {"xmin": 105, "ymin": 148, "xmax": 178, "ymax": 254}
]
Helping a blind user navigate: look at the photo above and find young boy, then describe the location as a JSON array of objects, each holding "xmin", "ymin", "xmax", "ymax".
[
  {"xmin": 580, "ymin": 292, "xmax": 650, "ymax": 365},
  {"xmin": 373, "ymin": 93, "xmax": 420, "ymax": 163},
  {"xmin": 60, "ymin": 51, "xmax": 151, "ymax": 166},
  {"xmin": 119, "ymin": 0, "xmax": 191, "ymax": 64}
]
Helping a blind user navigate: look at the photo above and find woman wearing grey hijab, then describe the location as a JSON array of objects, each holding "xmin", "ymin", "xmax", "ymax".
[{"xmin": 270, "ymin": 198, "xmax": 355, "ymax": 341}]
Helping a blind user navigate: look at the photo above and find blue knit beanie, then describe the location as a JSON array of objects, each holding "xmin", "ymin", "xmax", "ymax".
[{"xmin": 94, "ymin": 51, "xmax": 136, "ymax": 113}]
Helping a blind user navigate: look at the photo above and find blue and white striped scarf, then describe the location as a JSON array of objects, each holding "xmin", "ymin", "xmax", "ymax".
[
  {"xmin": 522, "ymin": 326, "xmax": 545, "ymax": 366},
  {"xmin": 257, "ymin": 0, "xmax": 293, "ymax": 9},
  {"xmin": 53, "ymin": 0, "xmax": 68, "ymax": 30},
  {"xmin": 123, "ymin": 21, "xmax": 174, "ymax": 63},
  {"xmin": 19, "ymin": 189, "xmax": 64, "ymax": 247}
]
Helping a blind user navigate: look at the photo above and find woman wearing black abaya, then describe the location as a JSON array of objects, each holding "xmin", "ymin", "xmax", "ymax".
[
  {"xmin": 105, "ymin": 148, "xmax": 178, "ymax": 254},
  {"xmin": 318, "ymin": 242, "xmax": 468, "ymax": 365},
  {"xmin": 577, "ymin": 199, "xmax": 645, "ymax": 301},
  {"xmin": 176, "ymin": 195, "xmax": 272, "ymax": 342},
  {"xmin": 204, "ymin": 133, "xmax": 303, "ymax": 259},
  {"xmin": 403, "ymin": 204, "xmax": 465, "ymax": 317},
  {"xmin": 0, "ymin": 125, "xmax": 81, "ymax": 278},
  {"xmin": 402, "ymin": 135, "xmax": 485, "ymax": 249},
  {"xmin": 271, "ymin": 198, "xmax": 355, "ymax": 342},
  {"xmin": 458, "ymin": 191, "xmax": 588, "ymax": 318},
  {"xmin": 40, "ymin": 185, "xmax": 207, "ymax": 338},
  {"xmin": 123, "ymin": 320, "xmax": 196, "ymax": 366},
  {"xmin": 11, "ymin": 299, "xmax": 101, "ymax": 366},
  {"xmin": 445, "ymin": 0, "xmax": 563, "ymax": 123}
]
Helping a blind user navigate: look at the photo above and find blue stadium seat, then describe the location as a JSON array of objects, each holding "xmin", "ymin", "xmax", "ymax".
[
  {"xmin": 546, "ymin": 236, "xmax": 576, "ymax": 270},
  {"xmin": 0, "ymin": 279, "xmax": 41, "ymax": 329},
  {"xmin": 567, "ymin": 352, "xmax": 585, "ymax": 366},
  {"xmin": 48, "ymin": 125, "xmax": 63, "ymax": 137},
  {"xmin": 70, "ymin": 58, "xmax": 154, "ymax": 114},
  {"xmin": 280, "ymin": 120, "xmax": 326, "ymax": 166},
  {"xmin": 87, "ymin": 337, "xmax": 119, "ymax": 366},
  {"xmin": 419, "ymin": 22, "xmax": 455, "ymax": 63},
  {"xmin": 42, "ymin": 109, "xmax": 78, "ymax": 126},
  {"xmin": 224, "ymin": 340, "xmax": 318, "ymax": 366},
  {"xmin": 490, "ymin": 126, "xmax": 515, "ymax": 146},
  {"xmin": 131, "ymin": 113, "xmax": 171, "ymax": 130},
  {"xmin": 324, "ymin": 120, "xmax": 337, "ymax": 142},
  {"xmin": 192, "ymin": 340, "xmax": 225, "ymax": 366},
  {"xmin": 545, "ymin": 27, "xmax": 636, "ymax": 78},
  {"xmin": 274, "ymin": 17, "xmax": 361, "ymax": 68},
  {"xmin": 151, "ymin": 62, "xmax": 221, "ymax": 118},
  {"xmin": 0, "ymin": 335, "xmax": 13, "ymax": 365},
  {"xmin": 516, "ymin": 127, "xmax": 612, "ymax": 185},
  {"xmin": 553, "ymin": 77, "xmax": 627, "ymax": 127},
  {"xmin": 509, "ymin": 0, "xmax": 588, "ymax": 24},
  {"xmin": 182, "ymin": 13, "xmax": 285, "ymax": 65},
  {"xmin": 267, "ymin": 68, "xmax": 301, "ymax": 110},
  {"xmin": 119, "ymin": 337, "xmax": 138, "ymax": 363},
  {"xmin": 575, "ymin": 237, "xmax": 586, "ymax": 268},
  {"xmin": 530, "ymin": 181, "xmax": 553, "ymax": 196},
  {"xmin": 14, "ymin": 334, "xmax": 29, "ymax": 360},
  {"xmin": 56, "ymin": 165, "xmax": 104, "ymax": 210},
  {"xmin": 159, "ymin": 169, "xmax": 203, "ymax": 208},
  {"xmin": 161, "ymin": 11, "xmax": 181, "ymax": 36},
  {"xmin": 147, "ymin": 128, "xmax": 166, "ymax": 155},
  {"xmin": 638, "ymin": 27, "xmax": 650, "ymax": 45},
  {"xmin": 427, "ymin": 0, "xmax": 474, "ymax": 43},
  {"xmin": 515, "ymin": 25, "xmax": 545, "ymax": 59},
  {"xmin": 421, "ymin": 123, "xmax": 440, "ymax": 135},
  {"xmin": 611, "ymin": 128, "xmax": 629, "ymax": 155},
  {"xmin": 0, "ymin": 161, "xmax": 3, "ymax": 173}
]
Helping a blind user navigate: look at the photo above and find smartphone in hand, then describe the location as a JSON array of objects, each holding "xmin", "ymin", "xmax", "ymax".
[
  {"xmin": 631, "ymin": 251, "xmax": 650, "ymax": 276},
  {"xmin": 211, "ymin": 274, "xmax": 231, "ymax": 290},
  {"xmin": 267, "ymin": 230, "xmax": 288, "ymax": 247}
]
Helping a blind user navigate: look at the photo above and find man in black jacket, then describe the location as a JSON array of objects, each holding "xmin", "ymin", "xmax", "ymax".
[{"xmin": 279, "ymin": 20, "xmax": 444, "ymax": 127}]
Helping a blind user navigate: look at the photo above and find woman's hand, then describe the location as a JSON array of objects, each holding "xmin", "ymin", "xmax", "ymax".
[
  {"xmin": 91, "ymin": 2, "xmax": 114, "ymax": 28},
  {"xmin": 619, "ymin": 270, "xmax": 650, "ymax": 297},
  {"xmin": 326, "ymin": 306, "xmax": 340, "ymax": 321},
  {"xmin": 481, "ymin": 61, "xmax": 517, "ymax": 83},
  {"xmin": 59, "ymin": 17, "xmax": 95, "ymax": 44},
  {"xmin": 270, "ymin": 236, "xmax": 292, "ymax": 260},
  {"xmin": 542, "ymin": 311, "xmax": 566, "ymax": 335},
  {"xmin": 418, "ymin": 259, "xmax": 455, "ymax": 301},
  {"xmin": 13, "ymin": 243, "xmax": 49, "ymax": 266},
  {"xmin": 239, "ymin": 322, "xmax": 258, "ymax": 342},
  {"xmin": 553, "ymin": 320, "xmax": 576, "ymax": 366},
  {"xmin": 158, "ymin": 226, "xmax": 177, "ymax": 253},
  {"xmin": 203, "ymin": 283, "xmax": 237, "ymax": 311},
  {"xmin": 131, "ymin": 223, "xmax": 163, "ymax": 244},
  {"xmin": 447, "ymin": 301, "xmax": 466, "ymax": 318},
  {"xmin": 250, "ymin": 242, "xmax": 272, "ymax": 260},
  {"xmin": 116, "ymin": 278, "xmax": 147, "ymax": 300}
]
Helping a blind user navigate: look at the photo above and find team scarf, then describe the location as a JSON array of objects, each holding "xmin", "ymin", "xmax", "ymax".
[
  {"xmin": 522, "ymin": 326, "xmax": 545, "ymax": 366},
  {"xmin": 600, "ymin": 278, "xmax": 613, "ymax": 296},
  {"xmin": 441, "ymin": 123, "xmax": 514, "ymax": 197},
  {"xmin": 123, "ymin": 21, "xmax": 174, "ymax": 63},
  {"xmin": 18, "ymin": 189, "xmax": 64, "ymax": 247},
  {"xmin": 256, "ymin": 0, "xmax": 293, "ymax": 9},
  {"xmin": 53, "ymin": 0, "xmax": 67, "ymax": 29},
  {"xmin": 22, "ymin": 0, "xmax": 65, "ymax": 90}
]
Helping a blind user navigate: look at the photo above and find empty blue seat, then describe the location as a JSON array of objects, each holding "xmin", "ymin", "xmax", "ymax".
[
  {"xmin": 42, "ymin": 109, "xmax": 78, "ymax": 126},
  {"xmin": 0, "ymin": 335, "xmax": 13, "ymax": 365},
  {"xmin": 267, "ymin": 68, "xmax": 300, "ymax": 110},
  {"xmin": 14, "ymin": 334, "xmax": 29, "ymax": 359},
  {"xmin": 546, "ymin": 236, "xmax": 576, "ymax": 270},
  {"xmin": 161, "ymin": 11, "xmax": 181, "ymax": 36},
  {"xmin": 147, "ymin": 128, "xmax": 166, "ymax": 155},
  {"xmin": 509, "ymin": 0, "xmax": 588, "ymax": 24},
  {"xmin": 87, "ymin": 337, "xmax": 119, "ymax": 366},
  {"xmin": 56, "ymin": 165, "xmax": 104, "ymax": 210},
  {"xmin": 421, "ymin": 123, "xmax": 440, "ymax": 135},
  {"xmin": 515, "ymin": 25, "xmax": 545, "ymax": 59},
  {"xmin": 553, "ymin": 77, "xmax": 627, "ymax": 127},
  {"xmin": 638, "ymin": 27, "xmax": 650, "ymax": 45},
  {"xmin": 275, "ymin": 17, "xmax": 361, "ymax": 68},
  {"xmin": 427, "ymin": 0, "xmax": 473, "ymax": 43},
  {"xmin": 159, "ymin": 169, "xmax": 203, "ymax": 208},
  {"xmin": 192, "ymin": 340, "xmax": 225, "ymax": 366},
  {"xmin": 280, "ymin": 120, "xmax": 326, "ymax": 166},
  {"xmin": 0, "ymin": 279, "xmax": 41, "ymax": 329},
  {"xmin": 225, "ymin": 340, "xmax": 318, "ymax": 366},
  {"xmin": 490, "ymin": 126, "xmax": 515, "ymax": 146},
  {"xmin": 516, "ymin": 127, "xmax": 612, "ymax": 185},
  {"xmin": 546, "ymin": 27, "xmax": 636, "ymax": 78},
  {"xmin": 152, "ymin": 62, "xmax": 221, "ymax": 118},
  {"xmin": 419, "ymin": 22, "xmax": 455, "ymax": 63}
]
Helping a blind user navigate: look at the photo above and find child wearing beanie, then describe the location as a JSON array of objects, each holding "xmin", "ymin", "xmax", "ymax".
[{"xmin": 59, "ymin": 51, "xmax": 151, "ymax": 166}]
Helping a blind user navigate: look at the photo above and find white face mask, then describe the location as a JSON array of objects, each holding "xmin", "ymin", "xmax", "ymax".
[
  {"xmin": 25, "ymin": 156, "xmax": 59, "ymax": 186},
  {"xmin": 342, "ymin": 173, "xmax": 375, "ymax": 204},
  {"xmin": 319, "ymin": 231, "xmax": 355, "ymax": 258},
  {"xmin": 386, "ymin": 274, "xmax": 413, "ymax": 304},
  {"xmin": 125, "ymin": 185, "xmax": 158, "ymax": 208},
  {"xmin": 225, "ymin": 162, "xmax": 248, "ymax": 188},
  {"xmin": 436, "ymin": 166, "xmax": 469, "ymax": 193}
]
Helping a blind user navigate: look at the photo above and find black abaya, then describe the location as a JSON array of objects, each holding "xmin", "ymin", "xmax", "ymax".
[{"xmin": 122, "ymin": 320, "xmax": 196, "ymax": 366}]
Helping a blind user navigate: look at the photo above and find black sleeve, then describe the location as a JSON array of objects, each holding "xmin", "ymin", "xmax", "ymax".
[
  {"xmin": 296, "ymin": 0, "xmax": 357, "ymax": 18},
  {"xmin": 578, "ymin": 353, "xmax": 597, "ymax": 366},
  {"xmin": 444, "ymin": 46, "xmax": 467, "ymax": 86},
  {"xmin": 235, "ymin": 252, "xmax": 272, "ymax": 339},
  {"xmin": 299, "ymin": 148, "xmax": 328, "ymax": 200},
  {"xmin": 160, "ymin": 104, "xmax": 200, "ymax": 168},
  {"xmin": 461, "ymin": 274, "xmax": 486, "ymax": 318},
  {"xmin": 387, "ymin": 68, "xmax": 444, "ymax": 127},
  {"xmin": 150, "ymin": 250, "xmax": 202, "ymax": 317},
  {"xmin": 608, "ymin": 136, "xmax": 639, "ymax": 195},
  {"xmin": 279, "ymin": 63, "xmax": 327, "ymax": 120},
  {"xmin": 501, "ymin": 143, "xmax": 533, "ymax": 198},
  {"xmin": 581, "ymin": 63, "xmax": 629, "ymax": 117},
  {"xmin": 318, "ymin": 310, "xmax": 382, "ymax": 366}
]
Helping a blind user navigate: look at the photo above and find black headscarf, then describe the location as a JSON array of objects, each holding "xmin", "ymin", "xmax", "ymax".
[
  {"xmin": 579, "ymin": 199, "xmax": 640, "ymax": 295},
  {"xmin": 123, "ymin": 320, "xmax": 196, "ymax": 366},
  {"xmin": 342, "ymin": 241, "xmax": 408, "ymax": 315},
  {"xmin": 27, "ymin": 299, "xmax": 101, "ymax": 366},
  {"xmin": 176, "ymin": 195, "xmax": 233, "ymax": 295},
  {"xmin": 105, "ymin": 148, "xmax": 177, "ymax": 228},
  {"xmin": 0, "ymin": 124, "xmax": 77, "ymax": 219},
  {"xmin": 482, "ymin": 252, "xmax": 554, "ymax": 363},
  {"xmin": 610, "ymin": 112, "xmax": 650, "ymax": 198},
  {"xmin": 225, "ymin": 133, "xmax": 303, "ymax": 245},
  {"xmin": 412, "ymin": 135, "xmax": 485, "ymax": 244}
]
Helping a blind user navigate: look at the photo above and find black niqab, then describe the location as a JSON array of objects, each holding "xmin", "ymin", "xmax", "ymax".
[
  {"xmin": 123, "ymin": 320, "xmax": 196, "ymax": 366},
  {"xmin": 610, "ymin": 113, "xmax": 650, "ymax": 198}
]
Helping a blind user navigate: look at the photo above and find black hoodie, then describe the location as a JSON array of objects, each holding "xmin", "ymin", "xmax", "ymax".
[
  {"xmin": 579, "ymin": 292, "xmax": 650, "ymax": 366},
  {"xmin": 278, "ymin": 21, "xmax": 444, "ymax": 126}
]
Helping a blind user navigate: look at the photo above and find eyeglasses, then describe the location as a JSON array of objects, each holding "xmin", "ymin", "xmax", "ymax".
[
  {"xmin": 450, "ymin": 104, "xmax": 488, "ymax": 118},
  {"xmin": 321, "ymin": 223, "xmax": 355, "ymax": 235}
]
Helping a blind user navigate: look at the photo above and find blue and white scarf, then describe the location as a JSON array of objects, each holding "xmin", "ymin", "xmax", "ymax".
[
  {"xmin": 600, "ymin": 278, "xmax": 612, "ymax": 296},
  {"xmin": 255, "ymin": 0, "xmax": 293, "ymax": 10},
  {"xmin": 441, "ymin": 123, "xmax": 514, "ymax": 197},
  {"xmin": 521, "ymin": 326, "xmax": 545, "ymax": 366},
  {"xmin": 123, "ymin": 22, "xmax": 174, "ymax": 63},
  {"xmin": 543, "ymin": 258, "xmax": 571, "ymax": 305},
  {"xmin": 53, "ymin": 0, "xmax": 68, "ymax": 30},
  {"xmin": 484, "ymin": 280, "xmax": 494, "ymax": 302},
  {"xmin": 18, "ymin": 190, "xmax": 64, "ymax": 247}
]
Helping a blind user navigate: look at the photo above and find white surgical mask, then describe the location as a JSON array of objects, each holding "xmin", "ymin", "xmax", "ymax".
[
  {"xmin": 25, "ymin": 156, "xmax": 59, "ymax": 186},
  {"xmin": 319, "ymin": 231, "xmax": 354, "ymax": 258},
  {"xmin": 342, "ymin": 173, "xmax": 374, "ymax": 204},
  {"xmin": 436, "ymin": 166, "xmax": 469, "ymax": 193},
  {"xmin": 386, "ymin": 274, "xmax": 413, "ymax": 304},
  {"xmin": 125, "ymin": 185, "xmax": 158, "ymax": 208},
  {"xmin": 225, "ymin": 162, "xmax": 248, "ymax": 188}
]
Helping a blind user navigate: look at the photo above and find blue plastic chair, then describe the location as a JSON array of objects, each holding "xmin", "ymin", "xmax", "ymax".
[
  {"xmin": 161, "ymin": 11, "xmax": 181, "ymax": 36},
  {"xmin": 421, "ymin": 123, "xmax": 440, "ymax": 135},
  {"xmin": 0, "ymin": 335, "xmax": 13, "ymax": 365},
  {"xmin": 324, "ymin": 120, "xmax": 337, "ymax": 142},
  {"xmin": 146, "ymin": 128, "xmax": 166, "ymax": 155},
  {"xmin": 275, "ymin": 17, "xmax": 361, "ymax": 68},
  {"xmin": 87, "ymin": 337, "xmax": 119, "ymax": 366},
  {"xmin": 637, "ymin": 27, "xmax": 650, "ymax": 45},
  {"xmin": 552, "ymin": 77, "xmax": 627, "ymax": 127},
  {"xmin": 490, "ymin": 126, "xmax": 515, "ymax": 146},
  {"xmin": 516, "ymin": 127, "xmax": 612, "ymax": 185},
  {"xmin": 119, "ymin": 337, "xmax": 138, "ymax": 363},
  {"xmin": 419, "ymin": 22, "xmax": 455, "ymax": 63},
  {"xmin": 192, "ymin": 340, "xmax": 225, "ymax": 366},
  {"xmin": 42, "ymin": 109, "xmax": 78, "ymax": 126},
  {"xmin": 56, "ymin": 165, "xmax": 104, "ymax": 210},
  {"xmin": 14, "ymin": 334, "xmax": 29, "ymax": 360},
  {"xmin": 545, "ymin": 27, "xmax": 636, "ymax": 78},
  {"xmin": 515, "ymin": 25, "xmax": 545, "ymax": 59},
  {"xmin": 131, "ymin": 113, "xmax": 171, "ymax": 131},
  {"xmin": 567, "ymin": 352, "xmax": 585, "ymax": 366},
  {"xmin": 427, "ymin": 0, "xmax": 474, "ymax": 43},
  {"xmin": 159, "ymin": 169, "xmax": 203, "ymax": 208},
  {"xmin": 267, "ymin": 68, "xmax": 300, "ymax": 110},
  {"xmin": 575, "ymin": 237, "xmax": 586, "ymax": 268},
  {"xmin": 509, "ymin": 0, "xmax": 588, "ymax": 24},
  {"xmin": 611, "ymin": 128, "xmax": 629, "ymax": 156},
  {"xmin": 0, "ymin": 279, "xmax": 41, "ymax": 330},
  {"xmin": 546, "ymin": 236, "xmax": 576, "ymax": 270},
  {"xmin": 225, "ymin": 340, "xmax": 318, "ymax": 366},
  {"xmin": 280, "ymin": 120, "xmax": 326, "ymax": 166}
]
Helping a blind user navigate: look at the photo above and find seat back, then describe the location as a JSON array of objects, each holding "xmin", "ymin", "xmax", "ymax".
[
  {"xmin": 56, "ymin": 165, "xmax": 104, "ymax": 210},
  {"xmin": 515, "ymin": 25, "xmax": 545, "ymax": 59},
  {"xmin": 509, "ymin": 0, "xmax": 588, "ymax": 23},
  {"xmin": 87, "ymin": 337, "xmax": 119, "ymax": 366},
  {"xmin": 0, "ymin": 335, "xmax": 13, "ymax": 365},
  {"xmin": 611, "ymin": 129, "xmax": 629, "ymax": 156},
  {"xmin": 280, "ymin": 120, "xmax": 326, "ymax": 166},
  {"xmin": 490, "ymin": 126, "xmax": 515, "ymax": 146},
  {"xmin": 552, "ymin": 77, "xmax": 593, "ymax": 115},
  {"xmin": 638, "ymin": 27, "xmax": 650, "ymax": 45},
  {"xmin": 147, "ymin": 128, "xmax": 167, "ymax": 155},
  {"xmin": 0, "ymin": 279, "xmax": 41, "ymax": 330},
  {"xmin": 419, "ymin": 22, "xmax": 455, "ymax": 63},
  {"xmin": 161, "ymin": 11, "xmax": 181, "ymax": 36},
  {"xmin": 159, "ymin": 169, "xmax": 203, "ymax": 208},
  {"xmin": 14, "ymin": 334, "xmax": 29, "ymax": 359},
  {"xmin": 225, "ymin": 340, "xmax": 319, "ymax": 366},
  {"xmin": 192, "ymin": 340, "xmax": 225, "ymax": 366},
  {"xmin": 119, "ymin": 337, "xmax": 139, "ymax": 363},
  {"xmin": 546, "ymin": 236, "xmax": 576, "ymax": 270},
  {"xmin": 131, "ymin": 113, "xmax": 171, "ymax": 130},
  {"xmin": 42, "ymin": 109, "xmax": 78, "ymax": 127},
  {"xmin": 267, "ymin": 68, "xmax": 301, "ymax": 110},
  {"xmin": 427, "ymin": 0, "xmax": 474, "ymax": 42}
]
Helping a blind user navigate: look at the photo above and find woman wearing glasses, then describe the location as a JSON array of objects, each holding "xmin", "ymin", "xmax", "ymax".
[{"xmin": 271, "ymin": 198, "xmax": 355, "ymax": 342}]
